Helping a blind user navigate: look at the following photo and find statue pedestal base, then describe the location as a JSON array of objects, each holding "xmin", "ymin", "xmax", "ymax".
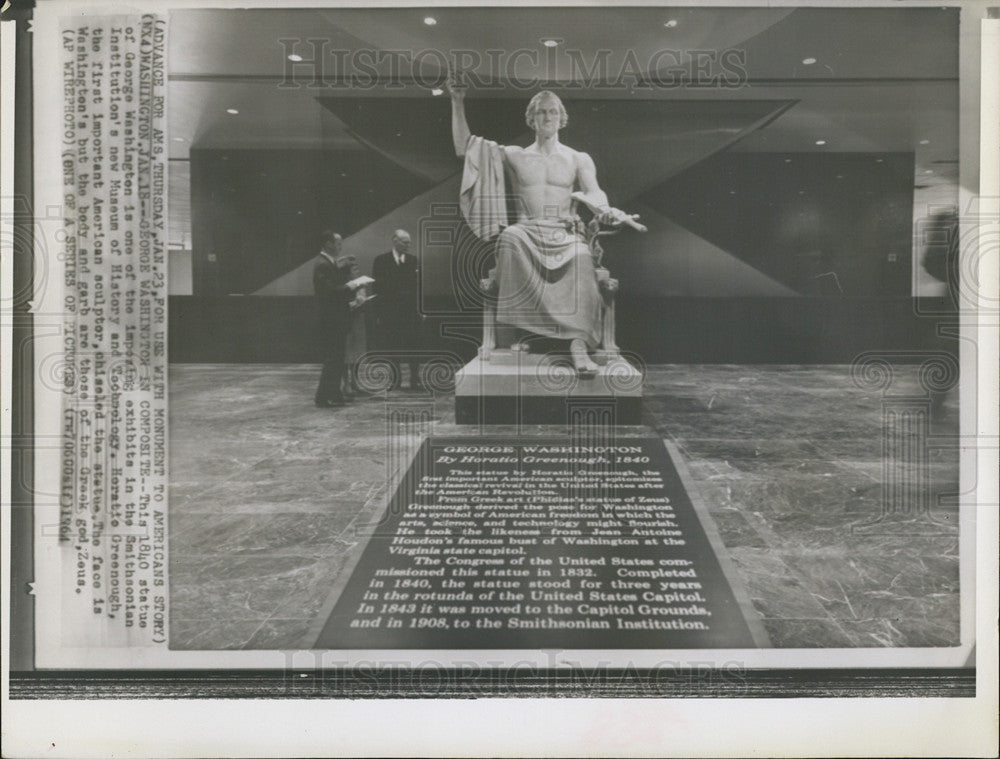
[{"xmin": 454, "ymin": 350, "xmax": 643, "ymax": 425}]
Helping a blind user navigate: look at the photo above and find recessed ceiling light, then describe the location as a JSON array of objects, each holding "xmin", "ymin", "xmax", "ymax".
[
  {"xmin": 172, "ymin": 137, "xmax": 186, "ymax": 142},
  {"xmin": 784, "ymin": 158, "xmax": 792, "ymax": 163},
  {"xmin": 424, "ymin": 16, "xmax": 437, "ymax": 26},
  {"xmin": 924, "ymin": 169, "xmax": 934, "ymax": 174},
  {"xmin": 431, "ymin": 88, "xmax": 444, "ymax": 96},
  {"xmin": 876, "ymin": 158, "xmax": 884, "ymax": 163},
  {"xmin": 664, "ymin": 19, "xmax": 678, "ymax": 28},
  {"xmin": 543, "ymin": 39, "xmax": 559, "ymax": 47},
  {"xmin": 919, "ymin": 139, "xmax": 931, "ymax": 145},
  {"xmin": 815, "ymin": 140, "xmax": 826, "ymax": 146},
  {"xmin": 802, "ymin": 57, "xmax": 817, "ymax": 65},
  {"xmin": 836, "ymin": 175, "xmax": 843, "ymax": 179},
  {"xmin": 288, "ymin": 54, "xmax": 303, "ymax": 62},
  {"xmin": 226, "ymin": 108, "xmax": 239, "ymax": 115}
]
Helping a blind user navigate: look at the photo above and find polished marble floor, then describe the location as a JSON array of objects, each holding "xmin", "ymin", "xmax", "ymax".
[{"xmin": 168, "ymin": 364, "xmax": 961, "ymax": 650}]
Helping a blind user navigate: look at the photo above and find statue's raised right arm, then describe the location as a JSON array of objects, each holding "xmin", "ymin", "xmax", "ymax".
[
  {"xmin": 449, "ymin": 74, "xmax": 509, "ymax": 241},
  {"xmin": 448, "ymin": 76, "xmax": 471, "ymax": 157}
]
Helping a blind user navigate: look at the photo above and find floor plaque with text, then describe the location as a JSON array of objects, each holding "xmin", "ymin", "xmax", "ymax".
[{"xmin": 314, "ymin": 437, "xmax": 761, "ymax": 648}]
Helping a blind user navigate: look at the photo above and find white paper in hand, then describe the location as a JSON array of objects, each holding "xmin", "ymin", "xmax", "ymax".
[{"xmin": 347, "ymin": 275, "xmax": 375, "ymax": 289}]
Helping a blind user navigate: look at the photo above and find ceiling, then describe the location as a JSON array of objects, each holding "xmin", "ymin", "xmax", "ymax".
[
  {"xmin": 166, "ymin": 6, "xmax": 961, "ymax": 245},
  {"xmin": 168, "ymin": 7, "xmax": 959, "ymax": 80}
]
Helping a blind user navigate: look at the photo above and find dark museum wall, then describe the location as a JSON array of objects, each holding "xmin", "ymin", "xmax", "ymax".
[
  {"xmin": 634, "ymin": 152, "xmax": 915, "ymax": 297},
  {"xmin": 189, "ymin": 148, "xmax": 432, "ymax": 295},
  {"xmin": 173, "ymin": 143, "xmax": 949, "ymax": 364},
  {"xmin": 188, "ymin": 146, "xmax": 914, "ymax": 298}
]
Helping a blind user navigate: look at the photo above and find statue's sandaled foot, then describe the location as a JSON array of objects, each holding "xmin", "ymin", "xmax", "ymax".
[{"xmin": 570, "ymin": 339, "xmax": 599, "ymax": 378}]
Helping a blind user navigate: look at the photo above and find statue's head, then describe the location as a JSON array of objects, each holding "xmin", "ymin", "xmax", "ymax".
[{"xmin": 525, "ymin": 90, "xmax": 568, "ymax": 133}]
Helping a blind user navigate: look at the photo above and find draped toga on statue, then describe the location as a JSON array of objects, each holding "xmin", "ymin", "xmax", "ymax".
[{"xmin": 459, "ymin": 135, "xmax": 603, "ymax": 349}]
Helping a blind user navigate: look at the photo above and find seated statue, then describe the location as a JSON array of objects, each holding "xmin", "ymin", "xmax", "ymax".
[{"xmin": 449, "ymin": 80, "xmax": 644, "ymax": 377}]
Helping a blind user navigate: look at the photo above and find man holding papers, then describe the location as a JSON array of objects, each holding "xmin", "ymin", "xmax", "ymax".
[{"xmin": 313, "ymin": 230, "xmax": 373, "ymax": 407}]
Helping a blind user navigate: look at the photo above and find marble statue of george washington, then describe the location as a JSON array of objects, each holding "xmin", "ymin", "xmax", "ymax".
[{"xmin": 448, "ymin": 79, "xmax": 643, "ymax": 377}]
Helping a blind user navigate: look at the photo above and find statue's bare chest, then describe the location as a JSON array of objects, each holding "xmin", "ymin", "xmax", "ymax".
[{"xmin": 508, "ymin": 150, "xmax": 576, "ymax": 188}]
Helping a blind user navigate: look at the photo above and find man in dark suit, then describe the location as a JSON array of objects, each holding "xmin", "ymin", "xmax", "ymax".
[
  {"xmin": 371, "ymin": 229, "xmax": 424, "ymax": 390},
  {"xmin": 314, "ymin": 231, "xmax": 364, "ymax": 407}
]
